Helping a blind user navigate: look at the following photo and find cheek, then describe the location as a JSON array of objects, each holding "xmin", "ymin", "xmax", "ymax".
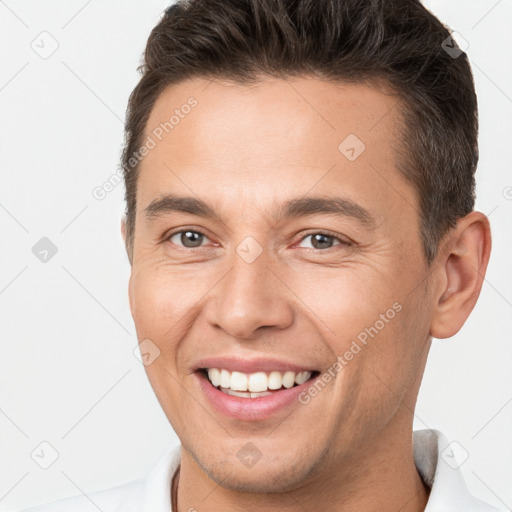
[
  {"xmin": 292, "ymin": 269, "xmax": 417, "ymax": 391},
  {"xmin": 128, "ymin": 263, "xmax": 215, "ymax": 375},
  {"xmin": 129, "ymin": 270, "xmax": 164, "ymax": 335},
  {"xmin": 129, "ymin": 268, "xmax": 192, "ymax": 424},
  {"xmin": 129, "ymin": 264, "xmax": 193, "ymax": 334},
  {"xmin": 351, "ymin": 288, "xmax": 430, "ymax": 413},
  {"xmin": 287, "ymin": 266, "xmax": 398, "ymax": 340}
]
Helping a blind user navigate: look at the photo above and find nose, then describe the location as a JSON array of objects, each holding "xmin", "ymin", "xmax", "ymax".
[{"xmin": 203, "ymin": 245, "xmax": 295, "ymax": 340}]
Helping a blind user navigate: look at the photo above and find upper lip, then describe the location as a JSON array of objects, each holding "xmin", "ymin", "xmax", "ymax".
[{"xmin": 194, "ymin": 356, "xmax": 318, "ymax": 374}]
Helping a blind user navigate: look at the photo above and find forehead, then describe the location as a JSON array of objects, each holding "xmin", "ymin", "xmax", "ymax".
[
  {"xmin": 143, "ymin": 76, "xmax": 401, "ymax": 157},
  {"xmin": 136, "ymin": 76, "xmax": 413, "ymax": 225}
]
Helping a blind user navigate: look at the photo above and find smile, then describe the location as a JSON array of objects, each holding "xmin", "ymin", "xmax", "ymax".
[{"xmin": 202, "ymin": 368, "xmax": 320, "ymax": 398}]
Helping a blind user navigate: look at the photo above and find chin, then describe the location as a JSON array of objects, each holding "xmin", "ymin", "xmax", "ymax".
[
  {"xmin": 208, "ymin": 466, "xmax": 310, "ymax": 494},
  {"xmin": 191, "ymin": 445, "xmax": 321, "ymax": 494}
]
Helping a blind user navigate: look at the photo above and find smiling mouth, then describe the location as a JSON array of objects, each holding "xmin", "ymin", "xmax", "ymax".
[{"xmin": 200, "ymin": 368, "xmax": 320, "ymax": 398}]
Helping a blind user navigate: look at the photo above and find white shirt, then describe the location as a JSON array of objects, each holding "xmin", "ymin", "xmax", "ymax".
[{"xmin": 17, "ymin": 430, "xmax": 503, "ymax": 512}]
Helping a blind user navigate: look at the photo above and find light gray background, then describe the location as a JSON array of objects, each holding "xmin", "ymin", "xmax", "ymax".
[{"xmin": 1, "ymin": 1, "xmax": 511, "ymax": 510}]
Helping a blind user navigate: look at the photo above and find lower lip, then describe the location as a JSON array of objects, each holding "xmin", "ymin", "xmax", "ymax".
[{"xmin": 195, "ymin": 371, "xmax": 319, "ymax": 421}]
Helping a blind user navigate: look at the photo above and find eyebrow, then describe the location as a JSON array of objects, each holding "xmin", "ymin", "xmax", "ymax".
[{"xmin": 144, "ymin": 194, "xmax": 377, "ymax": 229}]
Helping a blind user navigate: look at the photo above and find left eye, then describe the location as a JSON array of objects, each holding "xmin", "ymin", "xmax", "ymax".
[
  {"xmin": 297, "ymin": 233, "xmax": 348, "ymax": 250},
  {"xmin": 168, "ymin": 230, "xmax": 208, "ymax": 248}
]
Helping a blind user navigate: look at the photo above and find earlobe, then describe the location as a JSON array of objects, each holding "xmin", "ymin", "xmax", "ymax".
[{"xmin": 429, "ymin": 211, "xmax": 492, "ymax": 339}]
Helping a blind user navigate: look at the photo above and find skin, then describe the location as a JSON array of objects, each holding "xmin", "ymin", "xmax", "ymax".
[{"xmin": 121, "ymin": 76, "xmax": 491, "ymax": 512}]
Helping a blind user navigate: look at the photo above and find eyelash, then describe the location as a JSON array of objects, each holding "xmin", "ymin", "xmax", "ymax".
[{"xmin": 165, "ymin": 228, "xmax": 352, "ymax": 251}]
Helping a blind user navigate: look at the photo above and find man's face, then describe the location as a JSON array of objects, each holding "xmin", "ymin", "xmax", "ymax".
[{"xmin": 127, "ymin": 77, "xmax": 434, "ymax": 491}]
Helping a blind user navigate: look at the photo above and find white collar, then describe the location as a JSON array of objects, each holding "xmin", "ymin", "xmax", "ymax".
[{"xmin": 413, "ymin": 429, "xmax": 498, "ymax": 511}]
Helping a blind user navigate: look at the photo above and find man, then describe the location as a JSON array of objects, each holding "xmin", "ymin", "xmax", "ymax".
[{"xmin": 20, "ymin": 0, "xmax": 501, "ymax": 510}]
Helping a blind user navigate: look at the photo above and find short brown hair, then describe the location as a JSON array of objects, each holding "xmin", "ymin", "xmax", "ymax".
[{"xmin": 121, "ymin": 0, "xmax": 478, "ymax": 266}]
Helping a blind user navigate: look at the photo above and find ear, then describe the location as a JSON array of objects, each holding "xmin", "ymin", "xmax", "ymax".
[
  {"xmin": 429, "ymin": 211, "xmax": 492, "ymax": 339},
  {"xmin": 121, "ymin": 214, "xmax": 134, "ymax": 266},
  {"xmin": 121, "ymin": 214, "xmax": 127, "ymax": 243},
  {"xmin": 122, "ymin": 215, "xmax": 134, "ymax": 313}
]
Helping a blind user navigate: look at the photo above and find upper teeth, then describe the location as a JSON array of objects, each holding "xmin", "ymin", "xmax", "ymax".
[{"xmin": 206, "ymin": 369, "xmax": 312, "ymax": 392}]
